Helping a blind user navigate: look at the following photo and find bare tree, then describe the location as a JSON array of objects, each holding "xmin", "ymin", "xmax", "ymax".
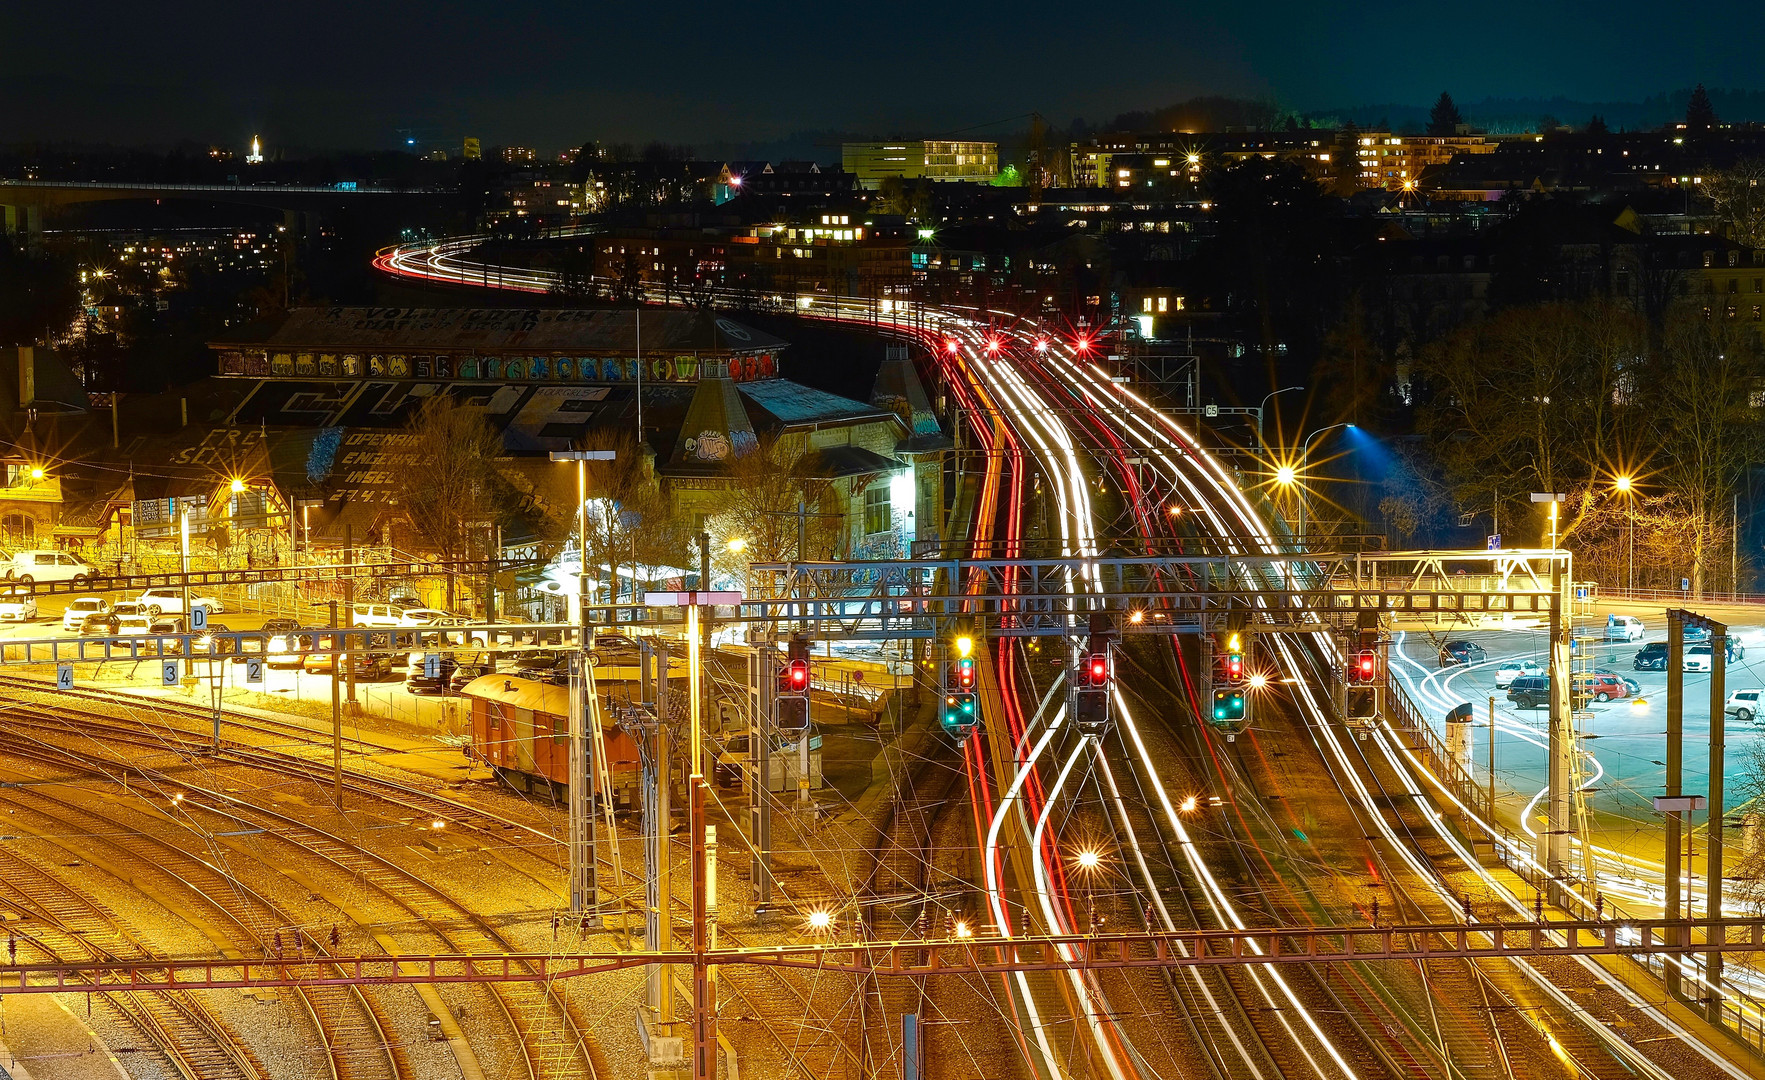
[
  {"xmin": 395, "ymin": 396, "xmax": 505, "ymax": 562},
  {"xmin": 1705, "ymin": 159, "xmax": 1765, "ymax": 249},
  {"xmin": 1643, "ymin": 309, "xmax": 1765, "ymax": 597},
  {"xmin": 704, "ymin": 436, "xmax": 844, "ymax": 585},
  {"xmin": 1417, "ymin": 299, "xmax": 1645, "ymax": 545}
]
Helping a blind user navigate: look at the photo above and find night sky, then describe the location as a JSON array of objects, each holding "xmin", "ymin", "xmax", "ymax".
[{"xmin": 5, "ymin": 0, "xmax": 1756, "ymax": 151}]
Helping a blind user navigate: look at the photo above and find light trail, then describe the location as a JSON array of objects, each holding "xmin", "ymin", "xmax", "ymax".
[{"xmin": 371, "ymin": 237, "xmax": 1752, "ymax": 1076}]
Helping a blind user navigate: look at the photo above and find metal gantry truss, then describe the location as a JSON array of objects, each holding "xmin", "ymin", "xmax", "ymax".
[{"xmin": 3, "ymin": 916, "xmax": 1756, "ymax": 993}]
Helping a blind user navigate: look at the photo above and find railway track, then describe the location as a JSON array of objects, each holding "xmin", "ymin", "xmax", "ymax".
[
  {"xmin": 0, "ymin": 701, "xmax": 601, "ymax": 1080},
  {"xmin": 0, "ymin": 770, "xmax": 409, "ymax": 1080},
  {"xmin": 0, "ymin": 841, "xmax": 269, "ymax": 1080}
]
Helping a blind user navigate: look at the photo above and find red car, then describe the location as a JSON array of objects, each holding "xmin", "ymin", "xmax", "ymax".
[{"xmin": 1576, "ymin": 673, "xmax": 1627, "ymax": 702}]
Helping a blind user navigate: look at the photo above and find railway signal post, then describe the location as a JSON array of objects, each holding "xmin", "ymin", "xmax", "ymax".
[
  {"xmin": 551, "ymin": 448, "xmax": 618, "ymax": 922},
  {"xmin": 646, "ymin": 589, "xmax": 742, "ymax": 1080}
]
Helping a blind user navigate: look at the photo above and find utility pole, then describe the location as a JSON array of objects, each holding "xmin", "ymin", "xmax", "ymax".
[
  {"xmin": 343, "ymin": 525, "xmax": 355, "ymax": 707},
  {"xmin": 748, "ymin": 634, "xmax": 775, "ymax": 906},
  {"xmin": 328, "ymin": 599, "xmax": 342, "ymax": 807},
  {"xmin": 1666, "ymin": 611, "xmax": 1685, "ymax": 1000},
  {"xmin": 645, "ymin": 588, "xmax": 741, "ymax": 1080},
  {"xmin": 1708, "ymin": 619, "xmax": 1728, "ymax": 1022},
  {"xmin": 551, "ymin": 449, "xmax": 617, "ymax": 920}
]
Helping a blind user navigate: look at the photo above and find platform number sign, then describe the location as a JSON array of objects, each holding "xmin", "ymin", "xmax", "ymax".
[
  {"xmin": 56, "ymin": 663, "xmax": 73, "ymax": 691},
  {"xmin": 190, "ymin": 605, "xmax": 207, "ymax": 631},
  {"xmin": 161, "ymin": 659, "xmax": 180, "ymax": 686},
  {"xmin": 245, "ymin": 657, "xmax": 264, "ymax": 684},
  {"xmin": 424, "ymin": 653, "xmax": 441, "ymax": 680}
]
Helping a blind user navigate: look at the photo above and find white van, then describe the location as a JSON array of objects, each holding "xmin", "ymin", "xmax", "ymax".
[
  {"xmin": 350, "ymin": 603, "xmax": 405, "ymax": 627},
  {"xmin": 1606, "ymin": 614, "xmax": 1645, "ymax": 642},
  {"xmin": 3, "ymin": 550, "xmax": 95, "ymax": 585}
]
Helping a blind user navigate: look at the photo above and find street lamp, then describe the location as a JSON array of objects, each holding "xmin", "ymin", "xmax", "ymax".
[
  {"xmin": 1615, "ymin": 475, "xmax": 1636, "ymax": 593},
  {"xmin": 549, "ymin": 449, "xmax": 617, "ymax": 920},
  {"xmin": 1255, "ymin": 386, "xmax": 1304, "ymax": 450},
  {"xmin": 1294, "ymin": 423, "xmax": 1353, "ymax": 547}
]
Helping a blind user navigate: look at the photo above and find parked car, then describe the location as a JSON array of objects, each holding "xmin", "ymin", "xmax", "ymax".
[
  {"xmin": 1592, "ymin": 669, "xmax": 1642, "ymax": 697},
  {"xmin": 349, "ymin": 603, "xmax": 405, "ymax": 627},
  {"xmin": 1725, "ymin": 689, "xmax": 1765, "ymax": 722},
  {"xmin": 113, "ymin": 615, "xmax": 153, "ymax": 638},
  {"xmin": 80, "ymin": 610, "xmax": 121, "ymax": 635},
  {"xmin": 1605, "ymin": 614, "xmax": 1646, "ymax": 642},
  {"xmin": 405, "ymin": 651, "xmax": 458, "ymax": 694},
  {"xmin": 399, "ymin": 607, "xmax": 459, "ymax": 627},
  {"xmin": 1684, "ymin": 639, "xmax": 1745, "ymax": 671},
  {"xmin": 235, "ymin": 618, "xmax": 299, "ymax": 663},
  {"xmin": 1507, "ymin": 675, "xmax": 1550, "ymax": 709},
  {"xmin": 513, "ymin": 650, "xmax": 570, "ymax": 685},
  {"xmin": 193, "ymin": 623, "xmax": 234, "ymax": 655},
  {"xmin": 1494, "ymin": 659, "xmax": 1542, "ymax": 688},
  {"xmin": 1439, "ymin": 640, "xmax": 1487, "ymax": 667},
  {"xmin": 1575, "ymin": 672, "xmax": 1628, "ymax": 702},
  {"xmin": 3, "ymin": 550, "xmax": 95, "ymax": 585},
  {"xmin": 1634, "ymin": 643, "xmax": 1669, "ymax": 671},
  {"xmin": 62, "ymin": 596, "xmax": 110, "ymax": 632},
  {"xmin": 449, "ymin": 653, "xmax": 496, "ymax": 693},
  {"xmin": 268, "ymin": 628, "xmax": 323, "ymax": 668},
  {"xmin": 303, "ymin": 650, "xmax": 395, "ymax": 681},
  {"xmin": 0, "ymin": 587, "xmax": 38, "ymax": 622},
  {"xmin": 137, "ymin": 588, "xmax": 222, "ymax": 617}
]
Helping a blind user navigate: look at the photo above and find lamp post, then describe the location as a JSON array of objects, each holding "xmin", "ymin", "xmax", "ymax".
[
  {"xmin": 550, "ymin": 449, "xmax": 617, "ymax": 919},
  {"xmin": 1255, "ymin": 386, "xmax": 1304, "ymax": 450},
  {"xmin": 1615, "ymin": 475, "xmax": 1635, "ymax": 593},
  {"xmin": 1284, "ymin": 423, "xmax": 1352, "ymax": 548},
  {"xmin": 646, "ymin": 587, "xmax": 742, "ymax": 1080}
]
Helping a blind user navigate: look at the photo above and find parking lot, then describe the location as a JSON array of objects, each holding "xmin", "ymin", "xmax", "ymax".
[{"xmin": 1394, "ymin": 606, "xmax": 1765, "ymax": 826}]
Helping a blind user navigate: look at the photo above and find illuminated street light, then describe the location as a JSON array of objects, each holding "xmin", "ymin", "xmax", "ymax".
[
  {"xmin": 726, "ymin": 537, "xmax": 748, "ymax": 554},
  {"xmin": 1129, "ymin": 609, "xmax": 1145, "ymax": 624},
  {"xmin": 954, "ymin": 920, "xmax": 973, "ymax": 938},
  {"xmin": 1275, "ymin": 465, "xmax": 1297, "ymax": 486},
  {"xmin": 28, "ymin": 466, "xmax": 44, "ymax": 481},
  {"xmin": 1179, "ymin": 795, "xmax": 1199, "ymax": 813},
  {"xmin": 955, "ymin": 635, "xmax": 974, "ymax": 658},
  {"xmin": 1034, "ymin": 337, "xmax": 1049, "ymax": 353},
  {"xmin": 946, "ymin": 340, "xmax": 960, "ymax": 355},
  {"xmin": 806, "ymin": 909, "xmax": 833, "ymax": 931},
  {"xmin": 230, "ymin": 478, "xmax": 246, "ymax": 493},
  {"xmin": 1075, "ymin": 849, "xmax": 1101, "ymax": 871},
  {"xmin": 1615, "ymin": 474, "xmax": 1636, "ymax": 591},
  {"xmin": 1247, "ymin": 672, "xmax": 1268, "ymax": 690}
]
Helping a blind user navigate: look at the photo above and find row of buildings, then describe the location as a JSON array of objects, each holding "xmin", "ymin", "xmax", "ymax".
[{"xmin": 0, "ymin": 313, "xmax": 950, "ymax": 614}]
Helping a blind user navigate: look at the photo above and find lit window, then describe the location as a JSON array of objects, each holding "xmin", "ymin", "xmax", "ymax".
[
  {"xmin": 1142, "ymin": 297, "xmax": 1153, "ymax": 312},
  {"xmin": 1158, "ymin": 297, "xmax": 1168, "ymax": 313}
]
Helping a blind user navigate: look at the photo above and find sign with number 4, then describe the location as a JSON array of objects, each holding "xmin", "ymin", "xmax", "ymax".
[{"xmin": 57, "ymin": 663, "xmax": 73, "ymax": 691}]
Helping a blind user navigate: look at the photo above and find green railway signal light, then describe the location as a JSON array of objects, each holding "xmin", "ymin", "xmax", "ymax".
[{"xmin": 1211, "ymin": 688, "xmax": 1245, "ymax": 722}]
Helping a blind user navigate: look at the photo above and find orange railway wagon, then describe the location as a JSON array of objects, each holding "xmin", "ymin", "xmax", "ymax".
[{"xmin": 461, "ymin": 674, "xmax": 641, "ymax": 808}]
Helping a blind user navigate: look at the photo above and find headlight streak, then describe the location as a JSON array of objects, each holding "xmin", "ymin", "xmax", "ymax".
[{"xmin": 367, "ymin": 253, "xmax": 1748, "ymax": 1079}]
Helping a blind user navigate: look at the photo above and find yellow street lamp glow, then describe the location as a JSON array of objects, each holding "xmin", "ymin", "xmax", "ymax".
[
  {"xmin": 806, "ymin": 909, "xmax": 833, "ymax": 930},
  {"xmin": 1614, "ymin": 475, "xmax": 1633, "ymax": 493},
  {"xmin": 28, "ymin": 467, "xmax": 44, "ymax": 481},
  {"xmin": 1247, "ymin": 672, "xmax": 1268, "ymax": 690},
  {"xmin": 1275, "ymin": 465, "xmax": 1296, "ymax": 486},
  {"xmin": 230, "ymin": 477, "xmax": 246, "ymax": 493},
  {"xmin": 954, "ymin": 921, "xmax": 973, "ymax": 938},
  {"xmin": 955, "ymin": 635, "xmax": 974, "ymax": 658},
  {"xmin": 1075, "ymin": 849, "xmax": 1101, "ymax": 871},
  {"xmin": 1179, "ymin": 795, "xmax": 1199, "ymax": 813},
  {"xmin": 1129, "ymin": 609, "xmax": 1145, "ymax": 624},
  {"xmin": 726, "ymin": 537, "xmax": 747, "ymax": 554}
]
